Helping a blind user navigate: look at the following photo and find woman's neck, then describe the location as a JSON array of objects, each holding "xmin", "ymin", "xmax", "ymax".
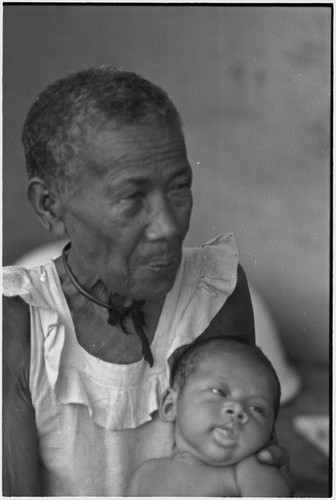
[{"xmin": 58, "ymin": 244, "xmax": 135, "ymax": 309}]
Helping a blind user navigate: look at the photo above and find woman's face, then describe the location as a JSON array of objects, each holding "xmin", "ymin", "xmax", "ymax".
[{"xmin": 58, "ymin": 122, "xmax": 193, "ymax": 300}]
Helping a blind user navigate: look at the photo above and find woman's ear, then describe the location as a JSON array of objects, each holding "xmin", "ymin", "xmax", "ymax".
[
  {"xmin": 159, "ymin": 387, "xmax": 178, "ymax": 422},
  {"xmin": 27, "ymin": 177, "xmax": 66, "ymax": 237}
]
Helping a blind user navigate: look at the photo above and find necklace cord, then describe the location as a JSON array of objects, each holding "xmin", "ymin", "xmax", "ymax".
[{"xmin": 61, "ymin": 242, "xmax": 153, "ymax": 366}]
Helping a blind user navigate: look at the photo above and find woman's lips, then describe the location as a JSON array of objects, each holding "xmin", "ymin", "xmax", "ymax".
[{"xmin": 146, "ymin": 255, "xmax": 179, "ymax": 270}]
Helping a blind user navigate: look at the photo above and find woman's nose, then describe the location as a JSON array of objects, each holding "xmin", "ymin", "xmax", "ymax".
[
  {"xmin": 223, "ymin": 401, "xmax": 248, "ymax": 423},
  {"xmin": 145, "ymin": 195, "xmax": 179, "ymax": 241}
]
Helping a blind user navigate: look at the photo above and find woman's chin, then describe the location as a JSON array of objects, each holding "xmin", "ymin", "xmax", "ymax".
[{"xmin": 129, "ymin": 270, "xmax": 179, "ymax": 300}]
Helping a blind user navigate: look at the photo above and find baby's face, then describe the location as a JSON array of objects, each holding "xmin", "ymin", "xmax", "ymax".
[{"xmin": 173, "ymin": 343, "xmax": 277, "ymax": 466}]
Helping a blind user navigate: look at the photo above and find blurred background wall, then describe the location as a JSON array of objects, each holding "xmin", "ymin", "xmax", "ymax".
[{"xmin": 3, "ymin": 5, "xmax": 330, "ymax": 364}]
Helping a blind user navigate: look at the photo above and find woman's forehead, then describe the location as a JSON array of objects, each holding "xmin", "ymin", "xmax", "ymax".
[
  {"xmin": 64, "ymin": 122, "xmax": 191, "ymax": 199},
  {"xmin": 80, "ymin": 122, "xmax": 187, "ymax": 166}
]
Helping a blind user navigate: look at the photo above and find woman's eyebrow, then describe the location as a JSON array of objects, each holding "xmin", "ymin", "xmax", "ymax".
[
  {"xmin": 107, "ymin": 164, "xmax": 192, "ymax": 187},
  {"xmin": 103, "ymin": 177, "xmax": 149, "ymax": 196}
]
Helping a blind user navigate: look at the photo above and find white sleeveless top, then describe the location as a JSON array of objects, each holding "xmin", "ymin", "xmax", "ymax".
[{"xmin": 3, "ymin": 233, "xmax": 238, "ymax": 496}]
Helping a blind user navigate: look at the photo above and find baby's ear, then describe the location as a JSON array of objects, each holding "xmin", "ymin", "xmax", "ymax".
[{"xmin": 159, "ymin": 387, "xmax": 178, "ymax": 422}]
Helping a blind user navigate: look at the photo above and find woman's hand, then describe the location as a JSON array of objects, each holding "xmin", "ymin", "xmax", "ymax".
[{"xmin": 257, "ymin": 443, "xmax": 294, "ymax": 496}]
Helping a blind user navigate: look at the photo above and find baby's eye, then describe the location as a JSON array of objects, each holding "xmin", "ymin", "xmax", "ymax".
[
  {"xmin": 250, "ymin": 405, "xmax": 265, "ymax": 415},
  {"xmin": 211, "ymin": 388, "xmax": 227, "ymax": 397}
]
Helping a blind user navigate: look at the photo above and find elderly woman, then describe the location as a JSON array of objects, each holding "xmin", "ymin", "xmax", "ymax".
[{"xmin": 3, "ymin": 67, "xmax": 290, "ymax": 496}]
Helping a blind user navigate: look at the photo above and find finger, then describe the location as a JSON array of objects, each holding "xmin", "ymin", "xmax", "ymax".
[
  {"xmin": 257, "ymin": 445, "xmax": 289, "ymax": 466},
  {"xmin": 257, "ymin": 449, "xmax": 273, "ymax": 463}
]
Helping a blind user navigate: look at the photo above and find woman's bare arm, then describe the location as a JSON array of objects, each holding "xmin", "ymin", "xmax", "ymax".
[
  {"xmin": 3, "ymin": 295, "xmax": 40, "ymax": 496},
  {"xmin": 199, "ymin": 263, "xmax": 255, "ymax": 344}
]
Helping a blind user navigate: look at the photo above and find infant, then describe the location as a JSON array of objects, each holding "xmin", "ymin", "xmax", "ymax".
[{"xmin": 126, "ymin": 336, "xmax": 290, "ymax": 497}]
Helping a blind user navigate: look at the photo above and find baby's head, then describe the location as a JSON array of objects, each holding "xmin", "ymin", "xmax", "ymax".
[{"xmin": 160, "ymin": 336, "xmax": 281, "ymax": 467}]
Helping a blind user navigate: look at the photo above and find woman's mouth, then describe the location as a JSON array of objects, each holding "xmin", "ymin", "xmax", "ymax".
[{"xmin": 146, "ymin": 255, "xmax": 179, "ymax": 271}]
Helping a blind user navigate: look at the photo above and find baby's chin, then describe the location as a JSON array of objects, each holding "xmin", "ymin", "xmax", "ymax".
[
  {"xmin": 200, "ymin": 449, "xmax": 254, "ymax": 468},
  {"xmin": 173, "ymin": 443, "xmax": 257, "ymax": 468}
]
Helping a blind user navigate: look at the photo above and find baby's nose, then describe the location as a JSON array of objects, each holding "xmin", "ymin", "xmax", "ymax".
[{"xmin": 223, "ymin": 401, "xmax": 248, "ymax": 423}]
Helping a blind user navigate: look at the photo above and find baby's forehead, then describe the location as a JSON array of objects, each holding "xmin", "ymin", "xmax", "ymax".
[
  {"xmin": 202, "ymin": 339, "xmax": 256, "ymax": 360},
  {"xmin": 199, "ymin": 341, "xmax": 275, "ymax": 380}
]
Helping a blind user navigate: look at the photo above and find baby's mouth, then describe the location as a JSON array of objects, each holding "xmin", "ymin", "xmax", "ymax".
[{"xmin": 213, "ymin": 422, "xmax": 239, "ymax": 445}]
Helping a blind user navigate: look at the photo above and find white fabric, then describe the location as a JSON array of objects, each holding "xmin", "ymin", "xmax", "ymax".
[{"xmin": 3, "ymin": 233, "xmax": 238, "ymax": 496}]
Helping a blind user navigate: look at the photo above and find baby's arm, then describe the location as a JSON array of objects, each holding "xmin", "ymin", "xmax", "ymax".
[
  {"xmin": 236, "ymin": 454, "xmax": 291, "ymax": 497},
  {"xmin": 125, "ymin": 463, "xmax": 146, "ymax": 496},
  {"xmin": 125, "ymin": 459, "xmax": 158, "ymax": 496}
]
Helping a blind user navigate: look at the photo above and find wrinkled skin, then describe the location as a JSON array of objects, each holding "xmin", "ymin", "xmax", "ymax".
[{"xmin": 59, "ymin": 123, "xmax": 193, "ymax": 301}]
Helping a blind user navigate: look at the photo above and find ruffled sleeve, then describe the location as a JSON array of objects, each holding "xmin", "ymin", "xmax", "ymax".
[
  {"xmin": 3, "ymin": 264, "xmax": 57, "ymax": 309},
  {"xmin": 164, "ymin": 232, "xmax": 239, "ymax": 365}
]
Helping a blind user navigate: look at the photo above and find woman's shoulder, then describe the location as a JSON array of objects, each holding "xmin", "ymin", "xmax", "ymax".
[
  {"xmin": 179, "ymin": 232, "xmax": 239, "ymax": 297},
  {"xmin": 3, "ymin": 261, "xmax": 63, "ymax": 310},
  {"xmin": 183, "ymin": 232, "xmax": 238, "ymax": 262},
  {"xmin": 163, "ymin": 233, "xmax": 242, "ymax": 363},
  {"xmin": 3, "ymin": 263, "xmax": 47, "ymax": 294},
  {"xmin": 2, "ymin": 263, "xmax": 59, "ymax": 381}
]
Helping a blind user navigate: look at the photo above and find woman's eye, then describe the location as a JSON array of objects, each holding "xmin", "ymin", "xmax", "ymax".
[
  {"xmin": 169, "ymin": 181, "xmax": 191, "ymax": 194},
  {"xmin": 211, "ymin": 388, "xmax": 227, "ymax": 397},
  {"xmin": 123, "ymin": 191, "xmax": 143, "ymax": 201},
  {"xmin": 176, "ymin": 182, "xmax": 189, "ymax": 190}
]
